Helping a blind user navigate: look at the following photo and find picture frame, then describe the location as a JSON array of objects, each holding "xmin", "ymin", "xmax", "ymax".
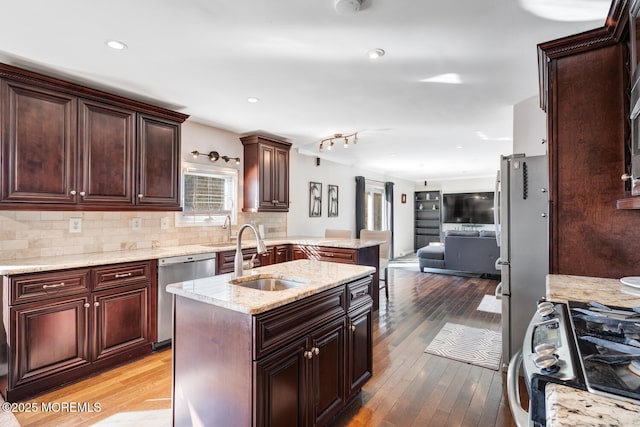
[
  {"xmin": 328, "ymin": 184, "xmax": 339, "ymax": 217},
  {"xmin": 309, "ymin": 182, "xmax": 322, "ymax": 217}
]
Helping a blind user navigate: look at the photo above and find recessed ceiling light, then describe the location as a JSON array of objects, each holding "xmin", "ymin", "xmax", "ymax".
[
  {"xmin": 420, "ymin": 73, "xmax": 462, "ymax": 84},
  {"xmin": 106, "ymin": 40, "xmax": 128, "ymax": 50},
  {"xmin": 368, "ymin": 48, "xmax": 385, "ymax": 59},
  {"xmin": 456, "ymin": 145, "xmax": 464, "ymax": 149},
  {"xmin": 247, "ymin": 97, "xmax": 260, "ymax": 103}
]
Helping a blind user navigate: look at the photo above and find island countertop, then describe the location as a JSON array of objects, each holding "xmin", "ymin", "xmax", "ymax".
[
  {"xmin": 166, "ymin": 259, "xmax": 375, "ymax": 314},
  {"xmin": 0, "ymin": 236, "xmax": 383, "ymax": 275},
  {"xmin": 545, "ymin": 274, "xmax": 640, "ymax": 426}
]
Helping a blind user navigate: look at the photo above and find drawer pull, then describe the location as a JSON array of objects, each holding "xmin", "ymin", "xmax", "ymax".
[
  {"xmin": 84, "ymin": 303, "xmax": 90, "ymax": 308},
  {"xmin": 94, "ymin": 302, "xmax": 100, "ymax": 307},
  {"xmin": 42, "ymin": 283, "xmax": 65, "ymax": 289},
  {"xmin": 304, "ymin": 351, "xmax": 313, "ymax": 360},
  {"xmin": 114, "ymin": 273, "xmax": 133, "ymax": 278},
  {"xmin": 353, "ymin": 289, "xmax": 367, "ymax": 298},
  {"xmin": 312, "ymin": 347, "xmax": 320, "ymax": 356}
]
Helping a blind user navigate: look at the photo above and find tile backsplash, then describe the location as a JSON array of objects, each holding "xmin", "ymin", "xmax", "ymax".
[{"xmin": 0, "ymin": 211, "xmax": 287, "ymax": 261}]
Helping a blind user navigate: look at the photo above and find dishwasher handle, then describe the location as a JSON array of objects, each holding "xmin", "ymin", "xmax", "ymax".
[{"xmin": 158, "ymin": 253, "xmax": 216, "ymax": 266}]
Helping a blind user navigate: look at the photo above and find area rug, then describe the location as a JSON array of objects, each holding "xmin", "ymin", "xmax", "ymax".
[
  {"xmin": 476, "ymin": 294, "xmax": 502, "ymax": 314},
  {"xmin": 424, "ymin": 322, "xmax": 502, "ymax": 370}
]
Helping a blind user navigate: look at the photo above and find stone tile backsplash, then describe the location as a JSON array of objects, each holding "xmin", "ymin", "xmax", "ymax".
[{"xmin": 0, "ymin": 211, "xmax": 287, "ymax": 261}]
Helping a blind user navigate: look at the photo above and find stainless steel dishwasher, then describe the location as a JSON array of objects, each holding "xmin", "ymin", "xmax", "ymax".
[{"xmin": 155, "ymin": 252, "xmax": 216, "ymax": 350}]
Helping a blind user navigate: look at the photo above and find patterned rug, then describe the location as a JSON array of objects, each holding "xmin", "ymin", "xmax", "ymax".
[
  {"xmin": 476, "ymin": 294, "xmax": 502, "ymax": 314},
  {"xmin": 424, "ymin": 322, "xmax": 502, "ymax": 370}
]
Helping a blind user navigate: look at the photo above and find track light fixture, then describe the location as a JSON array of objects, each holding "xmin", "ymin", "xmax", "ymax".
[
  {"xmin": 319, "ymin": 132, "xmax": 358, "ymax": 152},
  {"xmin": 190, "ymin": 150, "xmax": 240, "ymax": 165}
]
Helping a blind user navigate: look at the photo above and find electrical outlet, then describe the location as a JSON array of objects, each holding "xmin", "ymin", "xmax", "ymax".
[
  {"xmin": 69, "ymin": 218, "xmax": 82, "ymax": 233},
  {"xmin": 132, "ymin": 218, "xmax": 142, "ymax": 230},
  {"xmin": 160, "ymin": 217, "xmax": 169, "ymax": 230}
]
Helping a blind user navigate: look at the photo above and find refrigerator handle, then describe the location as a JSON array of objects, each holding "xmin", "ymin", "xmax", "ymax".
[
  {"xmin": 495, "ymin": 282, "xmax": 503, "ymax": 298},
  {"xmin": 494, "ymin": 170, "xmax": 501, "ymax": 246}
]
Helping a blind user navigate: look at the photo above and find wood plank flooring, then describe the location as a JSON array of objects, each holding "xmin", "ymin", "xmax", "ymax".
[{"xmin": 13, "ymin": 267, "xmax": 518, "ymax": 427}]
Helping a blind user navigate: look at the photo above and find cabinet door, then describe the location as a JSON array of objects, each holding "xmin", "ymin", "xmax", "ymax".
[
  {"xmin": 254, "ymin": 337, "xmax": 308, "ymax": 427},
  {"xmin": 1, "ymin": 80, "xmax": 77, "ymax": 204},
  {"xmin": 136, "ymin": 114, "xmax": 180, "ymax": 208},
  {"xmin": 272, "ymin": 145, "xmax": 289, "ymax": 210},
  {"xmin": 347, "ymin": 306, "xmax": 372, "ymax": 397},
  {"xmin": 11, "ymin": 296, "xmax": 90, "ymax": 389},
  {"xmin": 78, "ymin": 98, "xmax": 135, "ymax": 206},
  {"xmin": 274, "ymin": 245, "xmax": 290, "ymax": 263},
  {"xmin": 92, "ymin": 284, "xmax": 150, "ymax": 361},
  {"xmin": 310, "ymin": 317, "xmax": 346, "ymax": 427},
  {"xmin": 258, "ymin": 143, "xmax": 276, "ymax": 210}
]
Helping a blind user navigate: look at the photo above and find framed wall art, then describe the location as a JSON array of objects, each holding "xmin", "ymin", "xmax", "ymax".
[
  {"xmin": 328, "ymin": 184, "xmax": 339, "ymax": 217},
  {"xmin": 309, "ymin": 182, "xmax": 322, "ymax": 217}
]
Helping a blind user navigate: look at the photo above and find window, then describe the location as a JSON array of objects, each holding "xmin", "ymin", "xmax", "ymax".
[
  {"xmin": 175, "ymin": 162, "xmax": 238, "ymax": 227},
  {"xmin": 364, "ymin": 182, "xmax": 386, "ymax": 231}
]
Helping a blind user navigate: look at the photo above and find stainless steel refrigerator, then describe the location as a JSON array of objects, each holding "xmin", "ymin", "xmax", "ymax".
[{"xmin": 496, "ymin": 153, "xmax": 549, "ymax": 369}]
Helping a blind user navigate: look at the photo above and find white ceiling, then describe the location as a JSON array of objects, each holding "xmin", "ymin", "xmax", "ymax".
[{"xmin": 0, "ymin": 0, "xmax": 607, "ymax": 182}]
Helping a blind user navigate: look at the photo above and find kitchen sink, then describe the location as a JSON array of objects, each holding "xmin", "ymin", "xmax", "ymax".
[{"xmin": 229, "ymin": 276, "xmax": 308, "ymax": 291}]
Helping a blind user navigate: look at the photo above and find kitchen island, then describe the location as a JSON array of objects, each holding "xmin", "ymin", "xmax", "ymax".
[
  {"xmin": 167, "ymin": 259, "xmax": 375, "ymax": 427},
  {"xmin": 545, "ymin": 274, "xmax": 640, "ymax": 426}
]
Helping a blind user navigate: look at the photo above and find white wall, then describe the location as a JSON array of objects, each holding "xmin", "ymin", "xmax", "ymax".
[{"xmin": 288, "ymin": 150, "xmax": 416, "ymax": 258}]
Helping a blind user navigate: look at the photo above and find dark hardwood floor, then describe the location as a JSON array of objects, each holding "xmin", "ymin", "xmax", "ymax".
[{"xmin": 13, "ymin": 266, "xmax": 517, "ymax": 427}]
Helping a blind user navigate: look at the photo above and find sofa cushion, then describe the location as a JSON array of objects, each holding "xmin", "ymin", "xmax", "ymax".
[
  {"xmin": 417, "ymin": 245, "xmax": 445, "ymax": 260},
  {"xmin": 479, "ymin": 230, "xmax": 496, "ymax": 238},
  {"xmin": 444, "ymin": 230, "xmax": 479, "ymax": 237}
]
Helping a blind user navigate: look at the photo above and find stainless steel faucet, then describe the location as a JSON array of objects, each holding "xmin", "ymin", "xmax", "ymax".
[
  {"xmin": 234, "ymin": 224, "xmax": 267, "ymax": 277},
  {"xmin": 222, "ymin": 215, "xmax": 232, "ymax": 241}
]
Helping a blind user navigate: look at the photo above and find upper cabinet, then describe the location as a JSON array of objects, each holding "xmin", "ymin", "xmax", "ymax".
[
  {"xmin": 240, "ymin": 134, "xmax": 291, "ymax": 212},
  {"xmin": 0, "ymin": 63, "xmax": 188, "ymax": 211}
]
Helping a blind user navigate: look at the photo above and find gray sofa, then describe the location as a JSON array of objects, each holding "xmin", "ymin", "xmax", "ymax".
[{"xmin": 417, "ymin": 230, "xmax": 500, "ymax": 276}]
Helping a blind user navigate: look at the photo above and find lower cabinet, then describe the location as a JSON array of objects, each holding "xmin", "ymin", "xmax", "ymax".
[
  {"xmin": 254, "ymin": 316, "xmax": 346, "ymax": 427},
  {"xmin": 1, "ymin": 261, "xmax": 154, "ymax": 402},
  {"xmin": 172, "ymin": 275, "xmax": 373, "ymax": 427}
]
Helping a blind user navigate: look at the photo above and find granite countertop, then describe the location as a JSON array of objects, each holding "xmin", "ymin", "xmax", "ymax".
[
  {"xmin": 545, "ymin": 274, "xmax": 640, "ymax": 426},
  {"xmin": 0, "ymin": 236, "xmax": 383, "ymax": 275},
  {"xmin": 166, "ymin": 259, "xmax": 375, "ymax": 314}
]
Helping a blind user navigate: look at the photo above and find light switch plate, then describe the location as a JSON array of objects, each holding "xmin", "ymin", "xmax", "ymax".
[
  {"xmin": 69, "ymin": 218, "xmax": 82, "ymax": 233},
  {"xmin": 132, "ymin": 218, "xmax": 142, "ymax": 230}
]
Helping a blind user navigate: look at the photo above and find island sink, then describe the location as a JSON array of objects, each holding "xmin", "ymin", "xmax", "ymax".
[{"xmin": 229, "ymin": 276, "xmax": 307, "ymax": 291}]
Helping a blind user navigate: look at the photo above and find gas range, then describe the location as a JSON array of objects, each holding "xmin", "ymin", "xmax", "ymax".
[{"xmin": 510, "ymin": 299, "xmax": 640, "ymax": 427}]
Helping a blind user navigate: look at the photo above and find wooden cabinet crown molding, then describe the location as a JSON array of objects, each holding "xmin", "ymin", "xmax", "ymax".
[
  {"xmin": 0, "ymin": 63, "xmax": 189, "ymax": 123},
  {"xmin": 537, "ymin": 0, "xmax": 630, "ymax": 111}
]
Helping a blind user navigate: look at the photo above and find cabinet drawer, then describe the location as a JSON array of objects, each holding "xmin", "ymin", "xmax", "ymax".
[
  {"xmin": 93, "ymin": 261, "xmax": 151, "ymax": 291},
  {"xmin": 253, "ymin": 286, "xmax": 346, "ymax": 359},
  {"xmin": 10, "ymin": 269, "xmax": 91, "ymax": 305},
  {"xmin": 293, "ymin": 246, "xmax": 356, "ymax": 264},
  {"xmin": 347, "ymin": 276, "xmax": 372, "ymax": 309}
]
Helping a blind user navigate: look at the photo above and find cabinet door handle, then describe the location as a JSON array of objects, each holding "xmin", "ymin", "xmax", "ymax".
[
  {"xmin": 303, "ymin": 350, "xmax": 313, "ymax": 360},
  {"xmin": 351, "ymin": 325, "xmax": 356, "ymax": 332},
  {"xmin": 138, "ymin": 194, "xmax": 144, "ymax": 199},
  {"xmin": 79, "ymin": 191, "xmax": 86, "ymax": 197},
  {"xmin": 94, "ymin": 302, "xmax": 100, "ymax": 307},
  {"xmin": 70, "ymin": 190, "xmax": 77, "ymax": 196},
  {"xmin": 43, "ymin": 283, "xmax": 65, "ymax": 289},
  {"xmin": 114, "ymin": 273, "xmax": 132, "ymax": 278},
  {"xmin": 312, "ymin": 347, "xmax": 320, "ymax": 356},
  {"xmin": 84, "ymin": 303, "xmax": 90, "ymax": 308}
]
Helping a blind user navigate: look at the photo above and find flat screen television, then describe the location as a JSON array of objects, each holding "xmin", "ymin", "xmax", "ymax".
[{"xmin": 442, "ymin": 192, "xmax": 494, "ymax": 224}]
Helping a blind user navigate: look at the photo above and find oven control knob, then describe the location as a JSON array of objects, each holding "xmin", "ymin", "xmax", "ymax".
[
  {"xmin": 537, "ymin": 301, "xmax": 555, "ymax": 317},
  {"xmin": 533, "ymin": 353, "xmax": 559, "ymax": 370},
  {"xmin": 534, "ymin": 343, "xmax": 556, "ymax": 356}
]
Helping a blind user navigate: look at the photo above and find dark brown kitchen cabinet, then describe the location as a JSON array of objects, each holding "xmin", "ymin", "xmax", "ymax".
[
  {"xmin": 240, "ymin": 134, "xmax": 291, "ymax": 212},
  {"xmin": 173, "ymin": 276, "xmax": 373, "ymax": 427},
  {"xmin": 136, "ymin": 114, "xmax": 181, "ymax": 208},
  {"xmin": 0, "ymin": 62, "xmax": 187, "ymax": 211},
  {"xmin": 274, "ymin": 245, "xmax": 290, "ymax": 263},
  {"xmin": 255, "ymin": 316, "xmax": 346, "ymax": 427},
  {"xmin": 1, "ymin": 260, "xmax": 155, "ymax": 402}
]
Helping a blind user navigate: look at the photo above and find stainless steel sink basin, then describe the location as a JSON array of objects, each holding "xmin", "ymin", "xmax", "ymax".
[{"xmin": 229, "ymin": 276, "xmax": 307, "ymax": 291}]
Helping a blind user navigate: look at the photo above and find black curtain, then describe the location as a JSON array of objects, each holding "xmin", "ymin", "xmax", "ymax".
[
  {"xmin": 355, "ymin": 176, "xmax": 365, "ymax": 238},
  {"xmin": 385, "ymin": 181, "xmax": 394, "ymax": 258}
]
